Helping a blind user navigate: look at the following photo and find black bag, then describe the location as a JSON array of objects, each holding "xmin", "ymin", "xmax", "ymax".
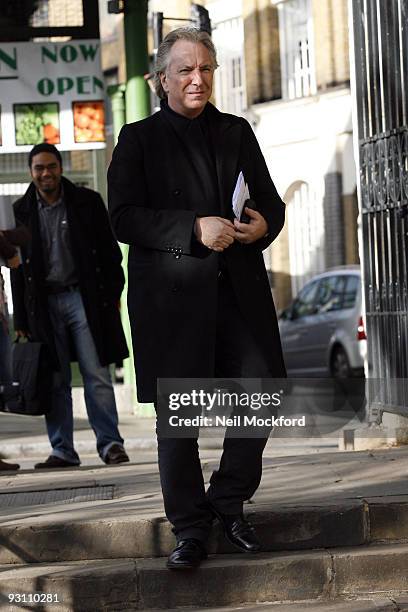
[
  {"xmin": 0, "ymin": 382, "xmax": 24, "ymax": 413},
  {"xmin": 10, "ymin": 339, "xmax": 52, "ymax": 415}
]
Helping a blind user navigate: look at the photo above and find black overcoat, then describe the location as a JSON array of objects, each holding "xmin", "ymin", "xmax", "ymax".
[
  {"xmin": 108, "ymin": 103, "xmax": 286, "ymax": 402},
  {"xmin": 11, "ymin": 177, "xmax": 129, "ymax": 369}
]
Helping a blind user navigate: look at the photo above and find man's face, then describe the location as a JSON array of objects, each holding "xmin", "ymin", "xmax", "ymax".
[
  {"xmin": 160, "ymin": 40, "xmax": 214, "ymax": 118},
  {"xmin": 30, "ymin": 152, "xmax": 62, "ymax": 195}
]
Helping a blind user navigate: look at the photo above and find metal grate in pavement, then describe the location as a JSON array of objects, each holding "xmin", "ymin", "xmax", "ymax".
[{"xmin": 0, "ymin": 485, "xmax": 115, "ymax": 508}]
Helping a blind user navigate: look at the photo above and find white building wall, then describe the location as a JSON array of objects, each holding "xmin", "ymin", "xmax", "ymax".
[{"xmin": 253, "ymin": 87, "xmax": 356, "ymax": 292}]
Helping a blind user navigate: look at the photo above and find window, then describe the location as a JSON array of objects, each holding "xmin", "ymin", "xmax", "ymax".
[
  {"xmin": 315, "ymin": 276, "xmax": 347, "ymax": 314},
  {"xmin": 211, "ymin": 13, "xmax": 247, "ymax": 115},
  {"xmin": 287, "ymin": 181, "xmax": 325, "ymax": 296},
  {"xmin": 292, "ymin": 280, "xmax": 318, "ymax": 318},
  {"xmin": 343, "ymin": 275, "xmax": 360, "ymax": 309},
  {"xmin": 31, "ymin": 0, "xmax": 84, "ymax": 27},
  {"xmin": 278, "ymin": 0, "xmax": 316, "ymax": 100}
]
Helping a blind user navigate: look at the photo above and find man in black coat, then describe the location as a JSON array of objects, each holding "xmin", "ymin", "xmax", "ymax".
[
  {"xmin": 12, "ymin": 143, "xmax": 129, "ymax": 469},
  {"xmin": 108, "ymin": 28, "xmax": 286, "ymax": 569}
]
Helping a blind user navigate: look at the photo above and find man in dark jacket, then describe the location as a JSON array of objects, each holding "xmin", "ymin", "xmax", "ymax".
[
  {"xmin": 108, "ymin": 28, "xmax": 286, "ymax": 569},
  {"xmin": 12, "ymin": 143, "xmax": 129, "ymax": 469}
]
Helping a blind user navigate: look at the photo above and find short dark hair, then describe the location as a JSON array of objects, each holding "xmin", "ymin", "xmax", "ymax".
[{"xmin": 28, "ymin": 143, "xmax": 62, "ymax": 168}]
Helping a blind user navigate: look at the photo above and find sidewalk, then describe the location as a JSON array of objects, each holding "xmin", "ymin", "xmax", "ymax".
[
  {"xmin": 0, "ymin": 409, "xmax": 344, "ymax": 463},
  {"xmin": 1, "ymin": 410, "xmax": 408, "ymax": 610},
  {"xmin": 0, "ymin": 411, "xmax": 158, "ymax": 462}
]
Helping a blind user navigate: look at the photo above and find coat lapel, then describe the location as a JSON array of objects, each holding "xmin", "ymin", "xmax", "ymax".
[
  {"xmin": 207, "ymin": 105, "xmax": 242, "ymax": 219},
  {"xmin": 16, "ymin": 184, "xmax": 46, "ymax": 283},
  {"xmin": 63, "ymin": 178, "xmax": 82, "ymax": 271}
]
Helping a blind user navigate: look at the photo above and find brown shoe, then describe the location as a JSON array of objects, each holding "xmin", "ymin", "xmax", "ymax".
[
  {"xmin": 34, "ymin": 455, "xmax": 79, "ymax": 469},
  {"xmin": 0, "ymin": 458, "xmax": 20, "ymax": 471},
  {"xmin": 103, "ymin": 444, "xmax": 129, "ymax": 465}
]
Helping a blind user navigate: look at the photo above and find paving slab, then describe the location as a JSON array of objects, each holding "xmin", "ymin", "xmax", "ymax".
[
  {"xmin": 191, "ymin": 600, "xmax": 398, "ymax": 612},
  {"xmin": 369, "ymin": 496, "xmax": 408, "ymax": 542},
  {"xmin": 0, "ymin": 544, "xmax": 407, "ymax": 611},
  {"xmin": 1, "ymin": 447, "xmax": 408, "ymax": 566},
  {"xmin": 331, "ymin": 542, "xmax": 408, "ymax": 596},
  {"xmin": 0, "ymin": 501, "xmax": 369, "ymax": 564},
  {"xmin": 137, "ymin": 551, "xmax": 332, "ymax": 609},
  {"xmin": 0, "ymin": 550, "xmax": 333, "ymax": 611},
  {"xmin": 393, "ymin": 598, "xmax": 408, "ymax": 611},
  {"xmin": 0, "ymin": 439, "xmax": 408, "ymax": 610},
  {"xmin": 0, "ymin": 558, "xmax": 138, "ymax": 612}
]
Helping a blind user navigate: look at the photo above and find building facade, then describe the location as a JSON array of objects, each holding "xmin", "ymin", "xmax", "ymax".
[
  {"xmin": 100, "ymin": 0, "xmax": 360, "ymax": 314},
  {"xmin": 206, "ymin": 0, "xmax": 359, "ymax": 311}
]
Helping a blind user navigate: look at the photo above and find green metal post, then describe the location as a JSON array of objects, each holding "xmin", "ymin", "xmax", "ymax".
[
  {"xmin": 107, "ymin": 84, "xmax": 136, "ymax": 407},
  {"xmin": 122, "ymin": 0, "xmax": 153, "ymax": 415},
  {"xmin": 109, "ymin": 84, "xmax": 126, "ymax": 143},
  {"xmin": 124, "ymin": 0, "xmax": 150, "ymax": 123}
]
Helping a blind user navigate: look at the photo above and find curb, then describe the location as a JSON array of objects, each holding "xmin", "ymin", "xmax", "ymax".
[{"xmin": 1, "ymin": 544, "xmax": 408, "ymax": 611}]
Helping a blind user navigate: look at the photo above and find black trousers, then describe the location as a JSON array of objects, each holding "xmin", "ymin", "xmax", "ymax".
[{"xmin": 156, "ymin": 273, "xmax": 275, "ymax": 542}]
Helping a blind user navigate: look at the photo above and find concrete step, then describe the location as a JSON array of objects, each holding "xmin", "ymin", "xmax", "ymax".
[
  {"xmin": 1, "ymin": 543, "xmax": 408, "ymax": 611},
  {"xmin": 189, "ymin": 601, "xmax": 405, "ymax": 612},
  {"xmin": 1, "ymin": 496, "xmax": 408, "ymax": 565}
]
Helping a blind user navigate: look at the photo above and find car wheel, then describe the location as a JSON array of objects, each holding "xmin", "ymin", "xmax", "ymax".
[{"xmin": 331, "ymin": 346, "xmax": 351, "ymax": 379}]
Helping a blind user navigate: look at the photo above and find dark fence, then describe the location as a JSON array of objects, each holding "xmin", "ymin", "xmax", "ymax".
[{"xmin": 351, "ymin": 0, "xmax": 408, "ymax": 418}]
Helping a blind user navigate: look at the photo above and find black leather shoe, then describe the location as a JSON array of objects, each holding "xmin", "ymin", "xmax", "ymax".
[
  {"xmin": 210, "ymin": 505, "xmax": 261, "ymax": 553},
  {"xmin": 103, "ymin": 444, "xmax": 130, "ymax": 465},
  {"xmin": 166, "ymin": 539, "xmax": 207, "ymax": 570},
  {"xmin": 34, "ymin": 455, "xmax": 79, "ymax": 469},
  {"xmin": 0, "ymin": 459, "xmax": 20, "ymax": 471}
]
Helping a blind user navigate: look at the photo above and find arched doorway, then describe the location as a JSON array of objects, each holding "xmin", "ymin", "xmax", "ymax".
[{"xmin": 285, "ymin": 180, "xmax": 325, "ymax": 295}]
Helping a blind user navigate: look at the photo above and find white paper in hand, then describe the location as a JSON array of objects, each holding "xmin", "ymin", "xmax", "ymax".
[{"xmin": 232, "ymin": 171, "xmax": 250, "ymax": 220}]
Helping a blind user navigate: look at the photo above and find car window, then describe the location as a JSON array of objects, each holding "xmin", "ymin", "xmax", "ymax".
[
  {"xmin": 315, "ymin": 276, "xmax": 346, "ymax": 313},
  {"xmin": 343, "ymin": 275, "xmax": 360, "ymax": 308},
  {"xmin": 292, "ymin": 281, "xmax": 319, "ymax": 318}
]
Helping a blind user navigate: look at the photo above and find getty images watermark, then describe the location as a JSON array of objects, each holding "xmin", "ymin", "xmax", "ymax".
[
  {"xmin": 162, "ymin": 386, "xmax": 306, "ymax": 430},
  {"xmin": 169, "ymin": 389, "xmax": 306, "ymax": 427},
  {"xmin": 157, "ymin": 377, "xmax": 367, "ymax": 438}
]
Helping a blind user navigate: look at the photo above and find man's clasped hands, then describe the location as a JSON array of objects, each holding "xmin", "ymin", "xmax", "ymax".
[{"xmin": 194, "ymin": 207, "xmax": 268, "ymax": 252}]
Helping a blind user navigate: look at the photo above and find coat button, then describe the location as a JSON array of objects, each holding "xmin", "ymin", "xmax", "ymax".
[
  {"xmin": 28, "ymin": 276, "xmax": 32, "ymax": 282},
  {"xmin": 25, "ymin": 258, "xmax": 30, "ymax": 264},
  {"xmin": 173, "ymin": 189, "xmax": 181, "ymax": 196},
  {"xmin": 174, "ymin": 254, "xmax": 181, "ymax": 259}
]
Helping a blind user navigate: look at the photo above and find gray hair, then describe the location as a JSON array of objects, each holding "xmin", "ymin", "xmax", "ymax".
[{"xmin": 152, "ymin": 27, "xmax": 218, "ymax": 99}]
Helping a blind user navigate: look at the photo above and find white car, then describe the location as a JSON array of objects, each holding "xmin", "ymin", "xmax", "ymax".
[{"xmin": 279, "ymin": 267, "xmax": 366, "ymax": 378}]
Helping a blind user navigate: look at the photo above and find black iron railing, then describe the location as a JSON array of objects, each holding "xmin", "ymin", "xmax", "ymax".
[{"xmin": 352, "ymin": 0, "xmax": 408, "ymax": 418}]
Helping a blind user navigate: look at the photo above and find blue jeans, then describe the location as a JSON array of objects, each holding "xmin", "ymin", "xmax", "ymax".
[{"xmin": 46, "ymin": 289, "xmax": 123, "ymax": 464}]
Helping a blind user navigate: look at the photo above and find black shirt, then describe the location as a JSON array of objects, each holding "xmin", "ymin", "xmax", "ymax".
[
  {"xmin": 160, "ymin": 100, "xmax": 220, "ymax": 215},
  {"xmin": 160, "ymin": 100, "xmax": 228, "ymax": 272}
]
